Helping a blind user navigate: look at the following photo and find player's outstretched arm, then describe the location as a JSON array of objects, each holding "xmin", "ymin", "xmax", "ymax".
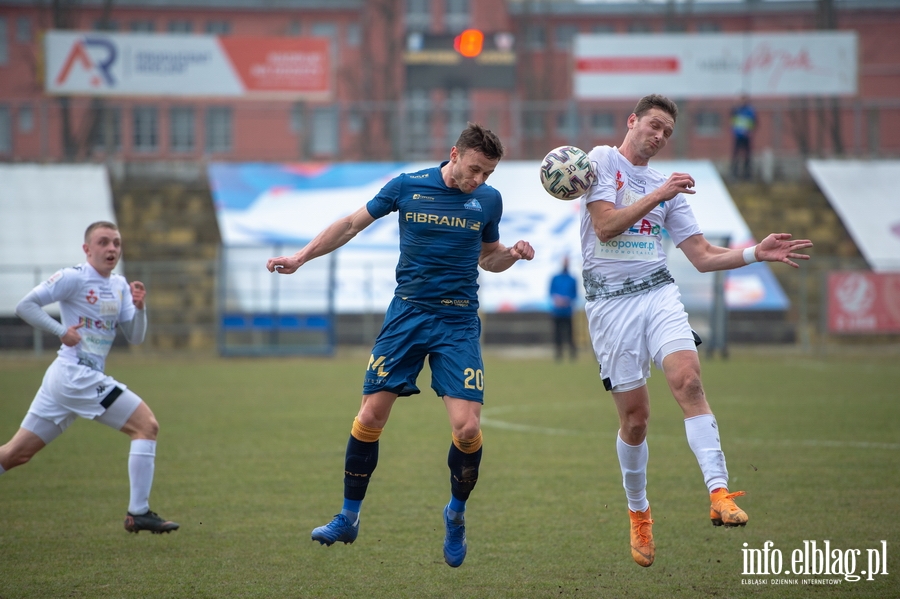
[
  {"xmin": 479, "ymin": 240, "xmax": 535, "ymax": 273},
  {"xmin": 680, "ymin": 232, "xmax": 813, "ymax": 273},
  {"xmin": 267, "ymin": 206, "xmax": 376, "ymax": 274}
]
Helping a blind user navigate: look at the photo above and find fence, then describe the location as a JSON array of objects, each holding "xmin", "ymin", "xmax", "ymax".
[{"xmin": 4, "ymin": 255, "xmax": 897, "ymax": 357}]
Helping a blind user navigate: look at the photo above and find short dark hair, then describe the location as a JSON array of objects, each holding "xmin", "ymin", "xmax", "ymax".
[
  {"xmin": 84, "ymin": 221, "xmax": 118, "ymax": 243},
  {"xmin": 454, "ymin": 122, "xmax": 505, "ymax": 160},
  {"xmin": 633, "ymin": 94, "xmax": 678, "ymax": 122}
]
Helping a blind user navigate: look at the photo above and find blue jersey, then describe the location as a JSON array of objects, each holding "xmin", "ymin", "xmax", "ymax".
[{"xmin": 366, "ymin": 162, "xmax": 502, "ymax": 314}]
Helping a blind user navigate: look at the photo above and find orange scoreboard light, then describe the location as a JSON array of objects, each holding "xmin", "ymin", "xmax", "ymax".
[{"xmin": 454, "ymin": 29, "xmax": 484, "ymax": 58}]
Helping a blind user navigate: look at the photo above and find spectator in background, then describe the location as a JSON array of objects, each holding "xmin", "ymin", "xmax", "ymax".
[
  {"xmin": 549, "ymin": 256, "xmax": 578, "ymax": 362},
  {"xmin": 730, "ymin": 95, "xmax": 757, "ymax": 180}
]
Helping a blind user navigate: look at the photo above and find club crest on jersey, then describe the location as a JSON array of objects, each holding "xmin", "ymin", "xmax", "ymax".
[
  {"xmin": 464, "ymin": 199, "xmax": 482, "ymax": 212},
  {"xmin": 616, "ymin": 170, "xmax": 624, "ymax": 191},
  {"xmin": 86, "ymin": 289, "xmax": 98, "ymax": 304}
]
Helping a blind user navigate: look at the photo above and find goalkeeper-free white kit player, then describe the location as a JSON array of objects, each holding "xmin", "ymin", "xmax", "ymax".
[{"xmin": 0, "ymin": 221, "xmax": 178, "ymax": 534}]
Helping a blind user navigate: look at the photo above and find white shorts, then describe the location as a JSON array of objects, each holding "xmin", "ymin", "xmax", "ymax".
[
  {"xmin": 23, "ymin": 359, "xmax": 141, "ymax": 437},
  {"xmin": 585, "ymin": 284, "xmax": 696, "ymax": 391}
]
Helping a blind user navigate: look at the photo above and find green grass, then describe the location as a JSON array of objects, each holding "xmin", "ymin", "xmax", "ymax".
[{"xmin": 1, "ymin": 348, "xmax": 898, "ymax": 598}]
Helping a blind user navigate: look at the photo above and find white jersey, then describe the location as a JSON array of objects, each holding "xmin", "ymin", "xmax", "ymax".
[
  {"xmin": 580, "ymin": 145, "xmax": 702, "ymax": 301},
  {"xmin": 31, "ymin": 263, "xmax": 136, "ymax": 372}
]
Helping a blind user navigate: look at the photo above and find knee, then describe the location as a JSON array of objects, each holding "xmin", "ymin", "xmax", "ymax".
[
  {"xmin": 672, "ymin": 370, "xmax": 704, "ymax": 401},
  {"xmin": 620, "ymin": 417, "xmax": 648, "ymax": 442},
  {"xmin": 453, "ymin": 418, "xmax": 481, "ymax": 442},
  {"xmin": 136, "ymin": 415, "xmax": 159, "ymax": 440},
  {"xmin": 1, "ymin": 447, "xmax": 36, "ymax": 469}
]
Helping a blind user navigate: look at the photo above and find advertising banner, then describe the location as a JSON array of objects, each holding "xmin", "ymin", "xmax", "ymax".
[
  {"xmin": 208, "ymin": 160, "xmax": 788, "ymax": 314},
  {"xmin": 45, "ymin": 30, "xmax": 331, "ymax": 99},
  {"xmin": 574, "ymin": 31, "xmax": 857, "ymax": 99},
  {"xmin": 828, "ymin": 271, "xmax": 900, "ymax": 333}
]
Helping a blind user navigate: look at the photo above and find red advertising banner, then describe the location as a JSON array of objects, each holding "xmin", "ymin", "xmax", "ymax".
[
  {"xmin": 218, "ymin": 37, "xmax": 330, "ymax": 96},
  {"xmin": 828, "ymin": 272, "xmax": 900, "ymax": 333}
]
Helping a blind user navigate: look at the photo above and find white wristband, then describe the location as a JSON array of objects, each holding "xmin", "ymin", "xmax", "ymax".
[{"xmin": 743, "ymin": 245, "xmax": 759, "ymax": 265}]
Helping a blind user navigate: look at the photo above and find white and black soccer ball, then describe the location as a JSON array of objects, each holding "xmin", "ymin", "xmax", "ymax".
[{"xmin": 539, "ymin": 145, "xmax": 596, "ymax": 201}]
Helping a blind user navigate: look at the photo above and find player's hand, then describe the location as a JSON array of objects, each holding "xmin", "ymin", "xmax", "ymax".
[
  {"xmin": 659, "ymin": 172, "xmax": 696, "ymax": 201},
  {"xmin": 510, "ymin": 240, "xmax": 535, "ymax": 261},
  {"xmin": 60, "ymin": 322, "xmax": 84, "ymax": 347},
  {"xmin": 267, "ymin": 256, "xmax": 300, "ymax": 274},
  {"xmin": 757, "ymin": 233, "xmax": 813, "ymax": 268},
  {"xmin": 130, "ymin": 281, "xmax": 146, "ymax": 309}
]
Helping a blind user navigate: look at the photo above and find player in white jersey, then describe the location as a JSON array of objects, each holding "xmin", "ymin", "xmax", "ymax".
[
  {"xmin": 0, "ymin": 221, "xmax": 178, "ymax": 534},
  {"xmin": 581, "ymin": 95, "xmax": 812, "ymax": 567}
]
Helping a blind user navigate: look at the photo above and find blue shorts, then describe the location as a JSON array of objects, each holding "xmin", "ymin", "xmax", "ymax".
[{"xmin": 363, "ymin": 297, "xmax": 485, "ymax": 403}]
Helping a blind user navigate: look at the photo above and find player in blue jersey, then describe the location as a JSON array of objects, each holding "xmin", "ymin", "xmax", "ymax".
[{"xmin": 266, "ymin": 123, "xmax": 534, "ymax": 567}]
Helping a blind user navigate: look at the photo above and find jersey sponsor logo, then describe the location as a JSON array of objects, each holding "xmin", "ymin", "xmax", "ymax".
[
  {"xmin": 79, "ymin": 316, "xmax": 117, "ymax": 332},
  {"xmin": 627, "ymin": 177, "xmax": 646, "ymax": 195},
  {"xmin": 408, "ymin": 173, "xmax": 429, "ymax": 179},
  {"xmin": 440, "ymin": 299, "xmax": 470, "ymax": 307},
  {"xmin": 412, "ymin": 193, "xmax": 435, "ymax": 201},
  {"xmin": 594, "ymin": 233, "xmax": 657, "ymax": 261},
  {"xmin": 463, "ymin": 199, "xmax": 483, "ymax": 211},
  {"xmin": 99, "ymin": 300, "xmax": 119, "ymax": 317},
  {"xmin": 86, "ymin": 289, "xmax": 99, "ymax": 304},
  {"xmin": 628, "ymin": 219, "xmax": 661, "ymax": 236},
  {"xmin": 405, "ymin": 211, "xmax": 480, "ymax": 231}
]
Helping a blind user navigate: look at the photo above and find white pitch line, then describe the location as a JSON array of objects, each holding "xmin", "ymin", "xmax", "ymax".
[{"xmin": 480, "ymin": 407, "xmax": 900, "ymax": 450}]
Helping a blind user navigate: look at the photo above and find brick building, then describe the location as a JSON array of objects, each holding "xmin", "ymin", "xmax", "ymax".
[{"xmin": 1, "ymin": 0, "xmax": 898, "ymax": 168}]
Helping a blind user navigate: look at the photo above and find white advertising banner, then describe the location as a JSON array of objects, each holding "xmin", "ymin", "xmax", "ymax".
[
  {"xmin": 808, "ymin": 160, "xmax": 900, "ymax": 272},
  {"xmin": 45, "ymin": 30, "xmax": 331, "ymax": 98},
  {"xmin": 574, "ymin": 32, "xmax": 857, "ymax": 99}
]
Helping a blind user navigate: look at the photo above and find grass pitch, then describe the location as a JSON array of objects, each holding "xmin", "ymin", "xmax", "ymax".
[{"xmin": 1, "ymin": 347, "xmax": 898, "ymax": 598}]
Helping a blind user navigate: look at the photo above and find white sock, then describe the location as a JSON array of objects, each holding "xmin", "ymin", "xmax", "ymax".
[
  {"xmin": 616, "ymin": 433, "xmax": 649, "ymax": 513},
  {"xmin": 685, "ymin": 414, "xmax": 728, "ymax": 493},
  {"xmin": 128, "ymin": 439, "xmax": 156, "ymax": 515}
]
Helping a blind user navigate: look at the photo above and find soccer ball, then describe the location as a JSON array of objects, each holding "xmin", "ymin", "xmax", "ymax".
[{"xmin": 539, "ymin": 145, "xmax": 596, "ymax": 201}]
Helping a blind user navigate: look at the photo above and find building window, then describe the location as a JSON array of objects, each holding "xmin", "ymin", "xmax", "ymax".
[
  {"xmin": 312, "ymin": 22, "xmax": 338, "ymax": 60},
  {"xmin": 205, "ymin": 21, "xmax": 231, "ymax": 35},
  {"xmin": 205, "ymin": 106, "xmax": 232, "ymax": 153},
  {"xmin": 311, "ymin": 105, "xmax": 338, "ymax": 156},
  {"xmin": 593, "ymin": 24, "xmax": 615, "ymax": 34},
  {"xmin": 697, "ymin": 22, "xmax": 721, "ymax": 33},
  {"xmin": 346, "ymin": 106, "xmax": 363, "ymax": 134},
  {"xmin": 554, "ymin": 25, "xmax": 578, "ymax": 51},
  {"xmin": 694, "ymin": 110, "xmax": 721, "ymax": 137},
  {"xmin": 0, "ymin": 18, "xmax": 8, "ymax": 64},
  {"xmin": 170, "ymin": 106, "xmax": 195, "ymax": 153},
  {"xmin": 526, "ymin": 25, "xmax": 545, "ymax": 50},
  {"xmin": 523, "ymin": 109, "xmax": 545, "ymax": 139},
  {"xmin": 406, "ymin": 0, "xmax": 431, "ymax": 32},
  {"xmin": 664, "ymin": 22, "xmax": 687, "ymax": 33},
  {"xmin": 16, "ymin": 16, "xmax": 31, "ymax": 43},
  {"xmin": 445, "ymin": 88, "xmax": 470, "ymax": 147},
  {"xmin": 628, "ymin": 22, "xmax": 652, "ymax": 34},
  {"xmin": 0, "ymin": 105, "xmax": 11, "ymax": 153},
  {"xmin": 18, "ymin": 104, "xmax": 33, "ymax": 133},
  {"xmin": 131, "ymin": 20, "xmax": 154, "ymax": 32},
  {"xmin": 556, "ymin": 110, "xmax": 577, "ymax": 138},
  {"xmin": 406, "ymin": 88, "xmax": 432, "ymax": 155},
  {"xmin": 290, "ymin": 102, "xmax": 305, "ymax": 134},
  {"xmin": 590, "ymin": 111, "xmax": 616, "ymax": 136},
  {"xmin": 445, "ymin": 0, "xmax": 469, "ymax": 33},
  {"xmin": 346, "ymin": 22, "xmax": 361, "ymax": 47},
  {"xmin": 132, "ymin": 106, "xmax": 158, "ymax": 153},
  {"xmin": 168, "ymin": 20, "xmax": 192, "ymax": 33},
  {"xmin": 91, "ymin": 106, "xmax": 122, "ymax": 152},
  {"xmin": 93, "ymin": 20, "xmax": 118, "ymax": 31}
]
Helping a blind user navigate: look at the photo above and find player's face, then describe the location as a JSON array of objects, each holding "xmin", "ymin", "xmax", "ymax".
[
  {"xmin": 628, "ymin": 108, "xmax": 675, "ymax": 161},
  {"xmin": 84, "ymin": 227, "xmax": 122, "ymax": 277},
  {"xmin": 449, "ymin": 147, "xmax": 499, "ymax": 194}
]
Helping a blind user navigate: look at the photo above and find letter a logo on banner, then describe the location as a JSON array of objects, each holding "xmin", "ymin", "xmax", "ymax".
[{"xmin": 55, "ymin": 37, "xmax": 117, "ymax": 87}]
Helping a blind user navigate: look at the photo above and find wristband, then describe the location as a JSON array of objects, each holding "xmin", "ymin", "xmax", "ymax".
[{"xmin": 742, "ymin": 245, "xmax": 759, "ymax": 265}]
